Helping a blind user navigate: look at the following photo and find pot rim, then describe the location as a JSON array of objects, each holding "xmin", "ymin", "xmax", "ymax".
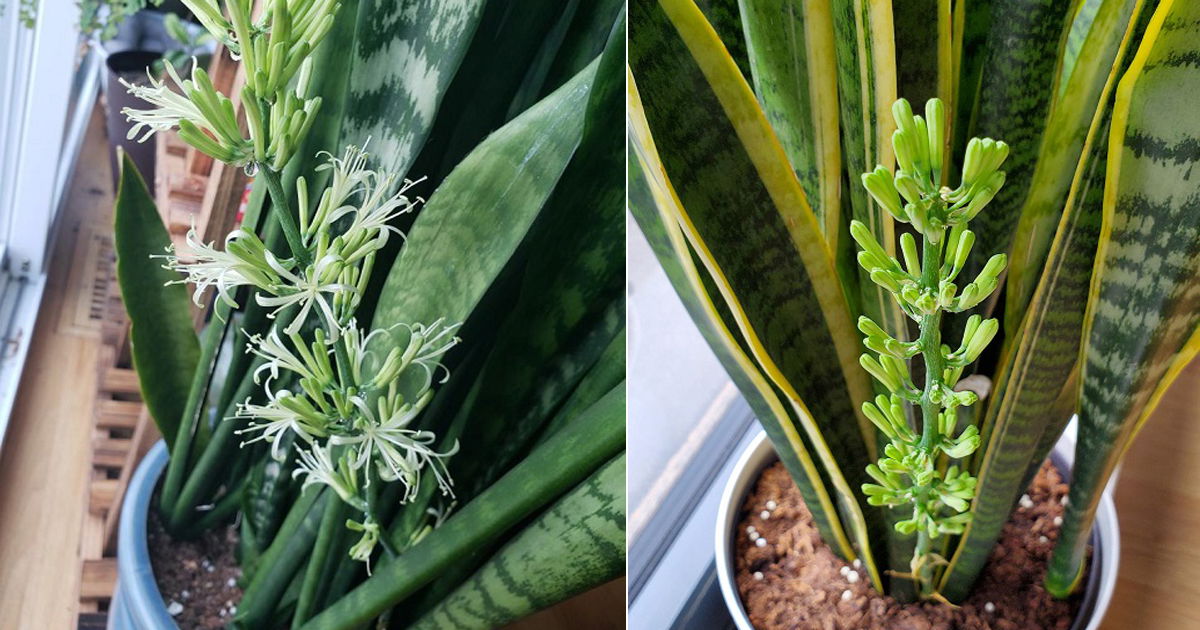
[
  {"xmin": 715, "ymin": 430, "xmax": 1120, "ymax": 630},
  {"xmin": 115, "ymin": 440, "xmax": 177, "ymax": 629}
]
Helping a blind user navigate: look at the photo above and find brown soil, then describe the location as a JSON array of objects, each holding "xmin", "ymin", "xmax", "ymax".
[
  {"xmin": 735, "ymin": 461, "xmax": 1087, "ymax": 630},
  {"xmin": 147, "ymin": 509, "xmax": 243, "ymax": 628}
]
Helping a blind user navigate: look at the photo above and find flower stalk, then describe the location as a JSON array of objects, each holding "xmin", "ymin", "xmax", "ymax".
[
  {"xmin": 856, "ymin": 98, "xmax": 1009, "ymax": 599},
  {"xmin": 121, "ymin": 0, "xmax": 463, "ymax": 566}
]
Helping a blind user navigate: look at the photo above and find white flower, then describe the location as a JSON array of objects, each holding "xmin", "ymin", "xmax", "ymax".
[
  {"xmin": 292, "ymin": 443, "xmax": 360, "ymax": 507},
  {"xmin": 255, "ymin": 252, "xmax": 354, "ymax": 337},
  {"xmin": 401, "ymin": 318, "xmax": 462, "ymax": 387},
  {"xmin": 121, "ymin": 60, "xmax": 252, "ymax": 164},
  {"xmin": 246, "ymin": 328, "xmax": 328, "ymax": 394},
  {"xmin": 121, "ymin": 61, "xmax": 206, "ymax": 143},
  {"xmin": 304, "ymin": 144, "xmax": 423, "ymax": 261},
  {"xmin": 234, "ymin": 389, "xmax": 328, "ymax": 460},
  {"xmin": 333, "ymin": 390, "xmax": 457, "ymax": 501},
  {"xmin": 159, "ymin": 226, "xmax": 276, "ymax": 307}
]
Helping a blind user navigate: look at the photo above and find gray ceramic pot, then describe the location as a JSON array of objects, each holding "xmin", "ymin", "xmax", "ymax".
[{"xmin": 715, "ymin": 430, "xmax": 1119, "ymax": 630}]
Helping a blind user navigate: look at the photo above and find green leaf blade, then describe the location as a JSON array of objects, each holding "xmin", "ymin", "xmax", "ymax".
[
  {"xmin": 1048, "ymin": 0, "xmax": 1200, "ymax": 594},
  {"xmin": 112, "ymin": 154, "xmax": 200, "ymax": 453}
]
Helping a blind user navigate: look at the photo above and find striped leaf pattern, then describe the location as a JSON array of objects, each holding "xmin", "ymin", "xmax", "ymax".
[
  {"xmin": 408, "ymin": 454, "xmax": 626, "ymax": 630},
  {"xmin": 628, "ymin": 137, "xmax": 857, "ymax": 566},
  {"xmin": 337, "ymin": 0, "xmax": 487, "ymax": 178},
  {"xmin": 831, "ymin": 0, "xmax": 907, "ymax": 340},
  {"xmin": 1005, "ymin": 0, "xmax": 1144, "ymax": 328},
  {"xmin": 940, "ymin": 115, "xmax": 1109, "ymax": 601},
  {"xmin": 956, "ymin": 0, "xmax": 1074, "ymax": 316},
  {"xmin": 1047, "ymin": 0, "xmax": 1200, "ymax": 594},
  {"xmin": 739, "ymin": 0, "xmax": 842, "ymax": 245}
]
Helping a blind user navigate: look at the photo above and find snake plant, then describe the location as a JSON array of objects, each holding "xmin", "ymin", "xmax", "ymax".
[
  {"xmin": 114, "ymin": 0, "xmax": 625, "ymax": 627},
  {"xmin": 629, "ymin": 0, "xmax": 1200, "ymax": 603}
]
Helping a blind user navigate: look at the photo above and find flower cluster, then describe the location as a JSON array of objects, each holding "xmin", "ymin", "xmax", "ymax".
[
  {"xmin": 853, "ymin": 98, "xmax": 1008, "ymax": 597},
  {"xmin": 163, "ymin": 144, "xmax": 455, "ymax": 564},
  {"xmin": 235, "ymin": 317, "xmax": 461, "ymax": 562},
  {"xmin": 121, "ymin": 0, "xmax": 340, "ymax": 168},
  {"xmin": 160, "ymin": 145, "xmax": 421, "ymax": 337}
]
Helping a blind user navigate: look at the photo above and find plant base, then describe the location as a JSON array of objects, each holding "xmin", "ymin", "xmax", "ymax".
[
  {"xmin": 734, "ymin": 461, "xmax": 1086, "ymax": 630},
  {"xmin": 146, "ymin": 508, "xmax": 242, "ymax": 628}
]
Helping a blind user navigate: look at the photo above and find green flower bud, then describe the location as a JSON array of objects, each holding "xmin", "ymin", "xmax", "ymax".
[
  {"xmin": 900, "ymin": 231, "xmax": 921, "ymax": 275},
  {"xmin": 894, "ymin": 171, "xmax": 923, "ymax": 205},
  {"xmin": 863, "ymin": 166, "xmax": 906, "ymax": 221},
  {"xmin": 926, "ymin": 98, "xmax": 946, "ymax": 181}
]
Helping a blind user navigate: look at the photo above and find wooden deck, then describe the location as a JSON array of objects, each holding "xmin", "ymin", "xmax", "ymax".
[{"xmin": 0, "ymin": 105, "xmax": 112, "ymax": 628}]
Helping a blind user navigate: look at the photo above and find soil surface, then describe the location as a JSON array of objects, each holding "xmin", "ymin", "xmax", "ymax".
[
  {"xmin": 735, "ymin": 461, "xmax": 1087, "ymax": 630},
  {"xmin": 147, "ymin": 509, "xmax": 242, "ymax": 628}
]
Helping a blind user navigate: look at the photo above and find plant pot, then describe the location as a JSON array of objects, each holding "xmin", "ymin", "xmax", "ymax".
[
  {"xmin": 104, "ymin": 49, "xmax": 163, "ymax": 190},
  {"xmin": 111, "ymin": 440, "xmax": 176, "ymax": 630},
  {"xmin": 98, "ymin": 9, "xmax": 215, "ymax": 190},
  {"xmin": 715, "ymin": 430, "xmax": 1120, "ymax": 630}
]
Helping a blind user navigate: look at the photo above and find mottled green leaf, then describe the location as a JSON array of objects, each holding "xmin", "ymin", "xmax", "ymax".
[
  {"xmin": 739, "ymin": 0, "xmax": 842, "ymax": 245},
  {"xmin": 369, "ymin": 58, "xmax": 598, "ymax": 339},
  {"xmin": 1048, "ymin": 0, "xmax": 1200, "ymax": 594},
  {"xmin": 1005, "ymin": 0, "xmax": 1144, "ymax": 329},
  {"xmin": 338, "ymin": 0, "xmax": 487, "ymax": 178},
  {"xmin": 409, "ymin": 454, "xmax": 625, "ymax": 630}
]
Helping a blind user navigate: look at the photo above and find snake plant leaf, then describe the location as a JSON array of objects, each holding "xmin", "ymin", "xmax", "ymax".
[
  {"xmin": 423, "ymin": 1, "xmax": 575, "ymax": 183},
  {"xmin": 1047, "ymin": 0, "xmax": 1200, "ymax": 595},
  {"xmin": 627, "ymin": 54, "xmax": 886, "ymax": 589},
  {"xmin": 409, "ymin": 453, "xmax": 625, "ymax": 630},
  {"xmin": 628, "ymin": 146, "xmax": 869, "ymax": 582},
  {"xmin": 369, "ymin": 57, "xmax": 597, "ymax": 340},
  {"xmin": 1005, "ymin": 0, "xmax": 1144, "ymax": 329},
  {"xmin": 830, "ymin": 0, "xmax": 908, "ymax": 342},
  {"xmin": 939, "ymin": 114, "xmax": 1110, "ymax": 602},
  {"xmin": 112, "ymin": 153, "xmax": 200, "ymax": 454},
  {"xmin": 505, "ymin": 1, "xmax": 586, "ymax": 120},
  {"xmin": 335, "ymin": 0, "xmax": 487, "ymax": 178},
  {"xmin": 738, "ymin": 0, "xmax": 842, "ymax": 247},
  {"xmin": 537, "ymin": 330, "xmax": 626, "ymax": 444},
  {"xmin": 445, "ymin": 24, "xmax": 624, "ymax": 499},
  {"xmin": 978, "ymin": 0, "xmax": 1156, "ymax": 471},
  {"xmin": 541, "ymin": 0, "xmax": 626, "ymax": 94},
  {"xmin": 630, "ymin": 0, "xmax": 876, "ymax": 468},
  {"xmin": 1057, "ymin": 0, "xmax": 1107, "ymax": 102},
  {"xmin": 694, "ymin": 0, "xmax": 751, "ymax": 76},
  {"xmin": 235, "ymin": 488, "xmax": 329, "ymax": 628},
  {"xmin": 299, "ymin": 385, "xmax": 625, "ymax": 630},
  {"xmin": 954, "ymin": 0, "xmax": 1075, "ymax": 318},
  {"xmin": 452, "ymin": 296, "xmax": 624, "ymax": 501},
  {"xmin": 893, "ymin": 0, "xmax": 952, "ymax": 112}
]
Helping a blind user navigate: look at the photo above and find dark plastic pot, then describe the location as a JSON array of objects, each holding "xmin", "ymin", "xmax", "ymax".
[
  {"xmin": 715, "ymin": 430, "xmax": 1119, "ymax": 630},
  {"xmin": 104, "ymin": 50, "xmax": 163, "ymax": 189},
  {"xmin": 111, "ymin": 441, "xmax": 176, "ymax": 630}
]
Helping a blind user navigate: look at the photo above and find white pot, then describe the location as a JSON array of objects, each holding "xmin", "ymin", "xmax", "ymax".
[{"xmin": 715, "ymin": 430, "xmax": 1119, "ymax": 630}]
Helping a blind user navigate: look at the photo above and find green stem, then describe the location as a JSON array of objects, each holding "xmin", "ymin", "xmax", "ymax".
[
  {"xmin": 294, "ymin": 497, "xmax": 347, "ymax": 626},
  {"xmin": 159, "ymin": 302, "xmax": 231, "ymax": 523},
  {"xmin": 236, "ymin": 487, "xmax": 328, "ymax": 627},
  {"xmin": 258, "ymin": 164, "xmax": 311, "ymax": 266},
  {"xmin": 913, "ymin": 230, "xmax": 945, "ymax": 598}
]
